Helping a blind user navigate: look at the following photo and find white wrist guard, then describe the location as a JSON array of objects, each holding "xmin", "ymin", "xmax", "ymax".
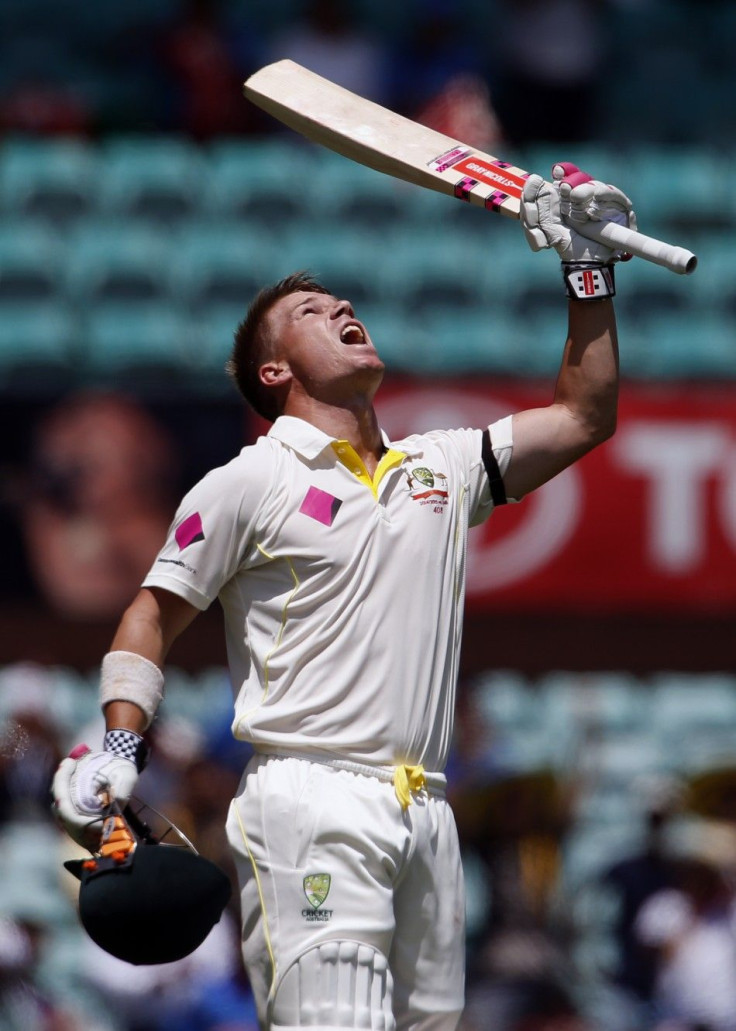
[
  {"xmin": 100, "ymin": 651, "xmax": 164, "ymax": 730},
  {"xmin": 562, "ymin": 261, "xmax": 616, "ymax": 301}
]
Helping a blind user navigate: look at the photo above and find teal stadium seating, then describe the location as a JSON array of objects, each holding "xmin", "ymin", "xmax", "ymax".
[
  {"xmin": 0, "ymin": 138, "xmax": 731, "ymax": 383},
  {"xmin": 204, "ymin": 138, "xmax": 312, "ymax": 227},
  {"xmin": 0, "ymin": 138, "xmax": 98, "ymax": 223},
  {"xmin": 99, "ymin": 136, "xmax": 206, "ymax": 224}
]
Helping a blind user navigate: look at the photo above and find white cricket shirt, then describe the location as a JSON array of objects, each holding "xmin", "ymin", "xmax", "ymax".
[{"xmin": 143, "ymin": 414, "xmax": 514, "ymax": 771}]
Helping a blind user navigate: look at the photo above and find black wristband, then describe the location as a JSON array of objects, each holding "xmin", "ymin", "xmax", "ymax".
[
  {"xmin": 562, "ymin": 261, "xmax": 616, "ymax": 300},
  {"xmin": 104, "ymin": 728, "xmax": 150, "ymax": 773}
]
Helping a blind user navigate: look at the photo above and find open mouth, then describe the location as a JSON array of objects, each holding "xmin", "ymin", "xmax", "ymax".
[{"xmin": 339, "ymin": 322, "xmax": 366, "ymax": 345}]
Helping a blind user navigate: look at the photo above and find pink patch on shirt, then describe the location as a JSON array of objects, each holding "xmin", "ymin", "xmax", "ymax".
[
  {"xmin": 175, "ymin": 512, "xmax": 205, "ymax": 550},
  {"xmin": 299, "ymin": 486, "xmax": 342, "ymax": 527}
]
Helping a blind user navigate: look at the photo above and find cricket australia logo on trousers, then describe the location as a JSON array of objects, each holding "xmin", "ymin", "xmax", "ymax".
[{"xmin": 302, "ymin": 873, "xmax": 333, "ymax": 922}]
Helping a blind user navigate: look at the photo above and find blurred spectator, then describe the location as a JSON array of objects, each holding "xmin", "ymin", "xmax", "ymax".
[
  {"xmin": 415, "ymin": 74, "xmax": 505, "ymax": 152},
  {"xmin": 461, "ymin": 929, "xmax": 590, "ymax": 1031},
  {"xmin": 15, "ymin": 392, "xmax": 177, "ymax": 621},
  {"xmin": 0, "ymin": 664, "xmax": 63, "ymax": 824},
  {"xmin": 162, "ymin": 0, "xmax": 252, "ymax": 138},
  {"xmin": 633, "ymin": 820, "xmax": 736, "ymax": 1031},
  {"xmin": 0, "ymin": 79, "xmax": 91, "ymax": 136},
  {"xmin": 0, "ymin": 914, "xmax": 108, "ymax": 1031},
  {"xmin": 391, "ymin": 1, "xmax": 503, "ymax": 149},
  {"xmin": 265, "ymin": 0, "xmax": 391, "ymax": 104},
  {"xmin": 489, "ymin": 0, "xmax": 608, "ymax": 145},
  {"xmin": 79, "ymin": 908, "xmax": 257, "ymax": 1031},
  {"xmin": 601, "ymin": 775, "xmax": 684, "ymax": 1005}
]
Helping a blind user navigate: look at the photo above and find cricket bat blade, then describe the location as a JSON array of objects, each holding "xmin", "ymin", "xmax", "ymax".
[{"xmin": 244, "ymin": 60, "xmax": 697, "ymax": 275}]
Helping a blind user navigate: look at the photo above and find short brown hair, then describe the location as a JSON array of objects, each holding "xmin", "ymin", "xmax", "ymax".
[{"xmin": 226, "ymin": 271, "xmax": 331, "ymax": 421}]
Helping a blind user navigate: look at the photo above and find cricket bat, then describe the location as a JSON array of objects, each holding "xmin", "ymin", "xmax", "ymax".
[{"xmin": 244, "ymin": 60, "xmax": 697, "ymax": 276}]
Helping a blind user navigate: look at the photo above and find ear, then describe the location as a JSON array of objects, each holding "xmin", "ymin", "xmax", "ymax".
[{"xmin": 259, "ymin": 360, "xmax": 291, "ymax": 387}]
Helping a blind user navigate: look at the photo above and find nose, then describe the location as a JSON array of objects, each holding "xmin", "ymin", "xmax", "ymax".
[{"xmin": 331, "ymin": 298, "xmax": 352, "ymax": 319}]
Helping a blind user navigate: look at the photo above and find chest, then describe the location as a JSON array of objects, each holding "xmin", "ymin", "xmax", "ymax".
[{"xmin": 253, "ymin": 454, "xmax": 465, "ymax": 573}]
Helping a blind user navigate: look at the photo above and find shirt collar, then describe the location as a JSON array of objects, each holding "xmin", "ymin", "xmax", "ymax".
[{"xmin": 267, "ymin": 415, "xmax": 421, "ymax": 460}]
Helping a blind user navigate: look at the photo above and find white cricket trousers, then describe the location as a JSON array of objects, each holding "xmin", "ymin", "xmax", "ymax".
[{"xmin": 226, "ymin": 753, "xmax": 465, "ymax": 1031}]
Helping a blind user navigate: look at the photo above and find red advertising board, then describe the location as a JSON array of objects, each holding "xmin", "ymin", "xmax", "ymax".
[{"xmin": 375, "ymin": 380, "xmax": 736, "ymax": 614}]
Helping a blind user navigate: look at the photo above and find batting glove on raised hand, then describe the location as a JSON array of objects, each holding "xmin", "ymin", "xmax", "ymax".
[
  {"xmin": 52, "ymin": 742, "xmax": 141, "ymax": 852},
  {"xmin": 521, "ymin": 162, "xmax": 636, "ymax": 264}
]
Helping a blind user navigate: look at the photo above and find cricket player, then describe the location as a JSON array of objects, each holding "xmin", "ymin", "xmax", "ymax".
[{"xmin": 53, "ymin": 164, "xmax": 633, "ymax": 1030}]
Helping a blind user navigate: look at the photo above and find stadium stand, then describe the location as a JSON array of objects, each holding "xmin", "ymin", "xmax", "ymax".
[{"xmin": 0, "ymin": 136, "xmax": 726, "ymax": 388}]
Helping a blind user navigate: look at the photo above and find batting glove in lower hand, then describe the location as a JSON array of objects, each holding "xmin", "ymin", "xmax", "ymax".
[
  {"xmin": 520, "ymin": 162, "xmax": 636, "ymax": 264},
  {"xmin": 52, "ymin": 745, "xmax": 139, "ymax": 852}
]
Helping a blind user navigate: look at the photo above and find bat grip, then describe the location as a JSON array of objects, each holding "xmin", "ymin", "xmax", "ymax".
[{"xmin": 579, "ymin": 220, "xmax": 697, "ymax": 275}]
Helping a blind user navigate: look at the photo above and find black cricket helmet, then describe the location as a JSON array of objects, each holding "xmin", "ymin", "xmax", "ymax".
[{"xmin": 64, "ymin": 798, "xmax": 232, "ymax": 965}]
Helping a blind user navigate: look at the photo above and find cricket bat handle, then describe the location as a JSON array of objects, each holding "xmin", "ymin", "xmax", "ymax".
[{"xmin": 578, "ymin": 220, "xmax": 697, "ymax": 275}]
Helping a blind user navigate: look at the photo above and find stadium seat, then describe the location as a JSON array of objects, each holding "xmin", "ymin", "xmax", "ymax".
[
  {"xmin": 82, "ymin": 301, "xmax": 191, "ymax": 376},
  {"xmin": 625, "ymin": 311, "xmax": 736, "ymax": 379},
  {"xmin": 650, "ymin": 672, "xmax": 736, "ymax": 735},
  {"xmin": 687, "ymin": 235, "xmax": 736, "ymax": 312},
  {"xmin": 172, "ymin": 220, "xmax": 279, "ymax": 313},
  {"xmin": 615, "ymin": 147, "xmax": 729, "ymax": 234},
  {"xmin": 473, "ymin": 669, "xmax": 537, "ymax": 731},
  {"xmin": 615, "ymin": 255, "xmax": 695, "ymax": 320},
  {"xmin": 377, "ymin": 227, "xmax": 497, "ymax": 309},
  {"xmin": 99, "ymin": 135, "xmax": 205, "ymax": 223},
  {"xmin": 308, "ymin": 155, "xmax": 416, "ymax": 227},
  {"xmin": 204, "ymin": 138, "xmax": 316, "ymax": 225},
  {"xmin": 0, "ymin": 302, "xmax": 76, "ymax": 382},
  {"xmin": 0, "ymin": 219, "xmax": 63, "ymax": 303},
  {"xmin": 275, "ymin": 225, "xmax": 388, "ymax": 305},
  {"xmin": 65, "ymin": 220, "xmax": 177, "ymax": 305},
  {"xmin": 539, "ymin": 671, "xmax": 651, "ymax": 736},
  {"xmin": 0, "ymin": 137, "xmax": 98, "ymax": 222},
  {"xmin": 191, "ymin": 304, "xmax": 245, "ymax": 378},
  {"xmin": 418, "ymin": 305, "xmax": 519, "ymax": 373}
]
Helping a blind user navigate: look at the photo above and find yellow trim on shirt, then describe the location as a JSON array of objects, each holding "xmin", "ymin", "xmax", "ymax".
[{"xmin": 331, "ymin": 442, "xmax": 405, "ymax": 499}]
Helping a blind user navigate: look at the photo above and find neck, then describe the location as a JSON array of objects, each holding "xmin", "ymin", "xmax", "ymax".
[{"xmin": 284, "ymin": 397, "xmax": 384, "ymax": 468}]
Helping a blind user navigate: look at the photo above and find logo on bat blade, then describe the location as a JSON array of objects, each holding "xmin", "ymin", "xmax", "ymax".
[
  {"xmin": 428, "ymin": 146, "xmax": 472, "ymax": 173},
  {"xmin": 452, "ymin": 157, "xmax": 527, "ymax": 198}
]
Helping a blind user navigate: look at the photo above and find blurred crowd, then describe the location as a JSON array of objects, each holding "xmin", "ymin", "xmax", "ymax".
[
  {"xmin": 3, "ymin": 0, "xmax": 736, "ymax": 1028},
  {"xmin": 5, "ymin": 652, "xmax": 736, "ymax": 1030},
  {"xmin": 1, "ymin": 0, "xmax": 735, "ymax": 146}
]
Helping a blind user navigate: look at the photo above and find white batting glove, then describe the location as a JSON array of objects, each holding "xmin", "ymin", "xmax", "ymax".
[
  {"xmin": 521, "ymin": 162, "xmax": 636, "ymax": 264},
  {"xmin": 52, "ymin": 744, "xmax": 140, "ymax": 852}
]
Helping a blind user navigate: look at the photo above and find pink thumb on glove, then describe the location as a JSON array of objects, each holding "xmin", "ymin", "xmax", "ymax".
[{"xmin": 552, "ymin": 162, "xmax": 593, "ymax": 188}]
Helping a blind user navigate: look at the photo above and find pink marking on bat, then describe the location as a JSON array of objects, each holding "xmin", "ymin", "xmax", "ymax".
[
  {"xmin": 454, "ymin": 176, "xmax": 477, "ymax": 201},
  {"xmin": 428, "ymin": 146, "xmax": 472, "ymax": 173}
]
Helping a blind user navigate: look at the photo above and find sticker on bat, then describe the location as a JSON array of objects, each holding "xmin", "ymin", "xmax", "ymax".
[
  {"xmin": 428, "ymin": 146, "xmax": 472, "ymax": 174},
  {"xmin": 453, "ymin": 177, "xmax": 478, "ymax": 202},
  {"xmin": 452, "ymin": 157, "xmax": 527, "ymax": 199}
]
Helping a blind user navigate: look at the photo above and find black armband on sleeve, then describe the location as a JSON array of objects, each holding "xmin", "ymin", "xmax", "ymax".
[{"xmin": 481, "ymin": 428, "xmax": 507, "ymax": 506}]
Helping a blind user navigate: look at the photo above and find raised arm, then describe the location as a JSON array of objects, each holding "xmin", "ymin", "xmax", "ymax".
[
  {"xmin": 503, "ymin": 296, "xmax": 618, "ymax": 500},
  {"xmin": 500, "ymin": 163, "xmax": 631, "ymax": 500}
]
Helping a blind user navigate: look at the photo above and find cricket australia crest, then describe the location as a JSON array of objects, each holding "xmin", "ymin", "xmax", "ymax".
[
  {"xmin": 302, "ymin": 874, "xmax": 333, "ymax": 921},
  {"xmin": 303, "ymin": 873, "xmax": 331, "ymax": 908}
]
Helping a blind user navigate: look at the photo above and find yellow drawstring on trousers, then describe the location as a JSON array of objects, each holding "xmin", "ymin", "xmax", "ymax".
[{"xmin": 393, "ymin": 764, "xmax": 427, "ymax": 810}]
